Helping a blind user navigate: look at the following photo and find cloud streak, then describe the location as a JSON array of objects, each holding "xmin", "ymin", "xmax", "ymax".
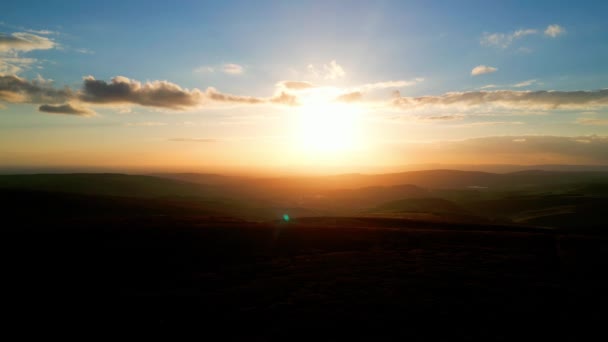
[{"xmin": 393, "ymin": 89, "xmax": 608, "ymax": 110}]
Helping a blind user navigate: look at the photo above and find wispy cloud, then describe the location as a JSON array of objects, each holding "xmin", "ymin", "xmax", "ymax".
[
  {"xmin": 277, "ymin": 81, "xmax": 317, "ymax": 90},
  {"xmin": 307, "ymin": 60, "xmax": 345, "ymax": 80},
  {"xmin": 356, "ymin": 78, "xmax": 424, "ymax": 91},
  {"xmin": 125, "ymin": 122, "xmax": 168, "ymax": 127},
  {"xmin": 455, "ymin": 121, "xmax": 524, "ymax": 127},
  {"xmin": 0, "ymin": 31, "xmax": 58, "ymax": 75},
  {"xmin": 194, "ymin": 66, "xmax": 215, "ymax": 73},
  {"xmin": 222, "ymin": 63, "xmax": 244, "ymax": 75},
  {"xmin": 481, "ymin": 29, "xmax": 537, "ymax": 48},
  {"xmin": 335, "ymin": 91, "xmax": 363, "ymax": 103},
  {"xmin": 471, "ymin": 65, "xmax": 498, "ymax": 76},
  {"xmin": 0, "ymin": 32, "xmax": 56, "ymax": 52},
  {"xmin": 481, "ymin": 24, "xmax": 565, "ymax": 48},
  {"xmin": 577, "ymin": 117, "xmax": 608, "ymax": 126}
]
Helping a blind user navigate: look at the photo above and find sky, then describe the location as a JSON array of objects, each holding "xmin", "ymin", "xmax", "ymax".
[{"xmin": 1, "ymin": 0, "xmax": 608, "ymax": 174}]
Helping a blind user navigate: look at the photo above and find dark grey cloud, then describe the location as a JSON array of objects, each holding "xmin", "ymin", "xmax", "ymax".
[
  {"xmin": 0, "ymin": 75, "xmax": 72, "ymax": 104},
  {"xmin": 38, "ymin": 103, "xmax": 94, "ymax": 116},
  {"xmin": 79, "ymin": 76, "xmax": 204, "ymax": 109}
]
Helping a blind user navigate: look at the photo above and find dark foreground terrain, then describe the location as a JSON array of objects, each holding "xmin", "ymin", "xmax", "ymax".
[
  {"xmin": 2, "ymin": 172, "xmax": 608, "ymax": 340},
  {"xmin": 4, "ymin": 213, "xmax": 608, "ymax": 340}
]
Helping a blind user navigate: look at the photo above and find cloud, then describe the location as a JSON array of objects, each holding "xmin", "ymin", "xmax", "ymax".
[
  {"xmin": 222, "ymin": 63, "xmax": 244, "ymax": 75},
  {"xmin": 278, "ymin": 81, "xmax": 317, "ymax": 90},
  {"xmin": 0, "ymin": 32, "xmax": 56, "ymax": 52},
  {"xmin": 0, "ymin": 32, "xmax": 58, "ymax": 74},
  {"xmin": 456, "ymin": 121, "xmax": 524, "ymax": 127},
  {"xmin": 393, "ymin": 89, "xmax": 608, "ymax": 110},
  {"xmin": 204, "ymin": 87, "xmax": 264, "ymax": 104},
  {"xmin": 413, "ymin": 114, "xmax": 464, "ymax": 122},
  {"xmin": 2, "ymin": 74, "xmax": 299, "ymax": 114},
  {"xmin": 545, "ymin": 24, "xmax": 565, "ymax": 38},
  {"xmin": 335, "ymin": 91, "xmax": 363, "ymax": 103},
  {"xmin": 307, "ymin": 60, "xmax": 345, "ymax": 80},
  {"xmin": 79, "ymin": 76, "xmax": 204, "ymax": 109},
  {"xmin": 26, "ymin": 29, "xmax": 57, "ymax": 35},
  {"xmin": 481, "ymin": 29, "xmax": 537, "ymax": 48},
  {"xmin": 38, "ymin": 103, "xmax": 94, "ymax": 116},
  {"xmin": 481, "ymin": 25, "xmax": 564, "ymax": 48},
  {"xmin": 269, "ymin": 91, "xmax": 298, "ymax": 105},
  {"xmin": 194, "ymin": 66, "xmax": 215, "ymax": 73},
  {"xmin": 205, "ymin": 87, "xmax": 297, "ymax": 106},
  {"xmin": 74, "ymin": 48, "xmax": 94, "ymax": 54},
  {"xmin": 577, "ymin": 117, "xmax": 608, "ymax": 126},
  {"xmin": 0, "ymin": 74, "xmax": 72, "ymax": 104},
  {"xmin": 512, "ymin": 79, "xmax": 538, "ymax": 88},
  {"xmin": 169, "ymin": 138, "xmax": 217, "ymax": 143},
  {"xmin": 471, "ymin": 65, "xmax": 498, "ymax": 76},
  {"xmin": 0, "ymin": 57, "xmax": 36, "ymax": 74},
  {"xmin": 356, "ymin": 78, "xmax": 424, "ymax": 91},
  {"xmin": 125, "ymin": 122, "xmax": 168, "ymax": 127}
]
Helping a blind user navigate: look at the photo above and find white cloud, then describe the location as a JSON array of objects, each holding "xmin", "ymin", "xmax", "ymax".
[
  {"xmin": 544, "ymin": 24, "xmax": 565, "ymax": 38},
  {"xmin": 222, "ymin": 63, "xmax": 244, "ymax": 75},
  {"xmin": 471, "ymin": 65, "xmax": 498, "ymax": 76}
]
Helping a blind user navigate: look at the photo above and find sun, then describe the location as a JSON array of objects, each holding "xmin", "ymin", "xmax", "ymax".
[{"xmin": 294, "ymin": 102, "xmax": 363, "ymax": 154}]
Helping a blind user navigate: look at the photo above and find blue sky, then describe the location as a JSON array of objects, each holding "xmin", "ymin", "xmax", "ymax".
[{"xmin": 2, "ymin": 1, "xmax": 608, "ymax": 173}]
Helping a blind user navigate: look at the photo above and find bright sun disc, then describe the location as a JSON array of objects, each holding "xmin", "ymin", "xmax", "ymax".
[{"xmin": 295, "ymin": 102, "xmax": 362, "ymax": 154}]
